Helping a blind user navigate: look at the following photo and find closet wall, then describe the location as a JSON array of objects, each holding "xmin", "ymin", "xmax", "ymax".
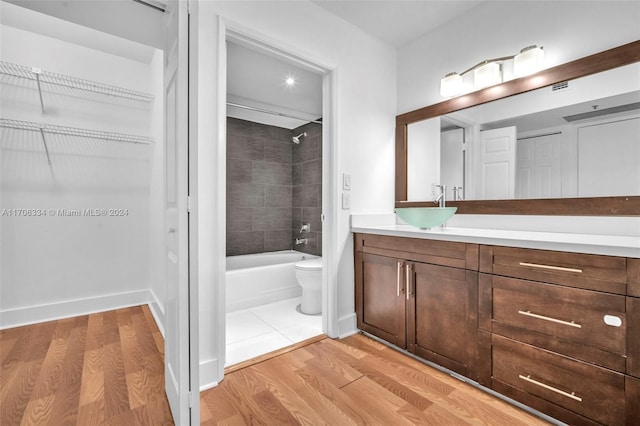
[{"xmin": 0, "ymin": 10, "xmax": 165, "ymax": 330}]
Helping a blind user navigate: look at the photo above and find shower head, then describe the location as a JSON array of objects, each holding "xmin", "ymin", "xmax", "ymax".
[{"xmin": 292, "ymin": 132, "xmax": 307, "ymax": 144}]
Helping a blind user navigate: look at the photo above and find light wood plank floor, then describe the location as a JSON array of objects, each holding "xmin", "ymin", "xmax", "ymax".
[
  {"xmin": 202, "ymin": 334, "xmax": 551, "ymax": 425},
  {"xmin": 3, "ymin": 309, "xmax": 552, "ymax": 425},
  {"xmin": 0, "ymin": 305, "xmax": 173, "ymax": 425}
]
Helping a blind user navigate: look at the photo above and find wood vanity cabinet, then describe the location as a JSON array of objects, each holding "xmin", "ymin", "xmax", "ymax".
[
  {"xmin": 354, "ymin": 233, "xmax": 479, "ymax": 379},
  {"xmin": 479, "ymin": 245, "xmax": 639, "ymax": 426}
]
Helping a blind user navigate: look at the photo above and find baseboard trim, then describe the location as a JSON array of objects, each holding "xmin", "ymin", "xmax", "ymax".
[
  {"xmin": 0, "ymin": 289, "xmax": 152, "ymax": 330},
  {"xmin": 148, "ymin": 289, "xmax": 166, "ymax": 338},
  {"xmin": 338, "ymin": 312, "xmax": 358, "ymax": 338},
  {"xmin": 200, "ymin": 358, "xmax": 220, "ymax": 391}
]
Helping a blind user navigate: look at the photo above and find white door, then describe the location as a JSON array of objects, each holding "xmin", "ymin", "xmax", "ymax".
[
  {"xmin": 478, "ymin": 126, "xmax": 516, "ymax": 199},
  {"xmin": 516, "ymin": 133, "xmax": 562, "ymax": 199},
  {"xmin": 164, "ymin": 0, "xmax": 197, "ymax": 423},
  {"xmin": 441, "ymin": 127, "xmax": 465, "ymax": 200}
]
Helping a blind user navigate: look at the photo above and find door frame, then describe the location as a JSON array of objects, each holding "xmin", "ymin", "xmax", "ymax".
[{"xmin": 214, "ymin": 17, "xmax": 339, "ymax": 380}]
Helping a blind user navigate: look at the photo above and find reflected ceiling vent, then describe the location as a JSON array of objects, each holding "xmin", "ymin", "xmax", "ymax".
[
  {"xmin": 563, "ymin": 102, "xmax": 640, "ymax": 122},
  {"xmin": 552, "ymin": 81, "xmax": 569, "ymax": 91}
]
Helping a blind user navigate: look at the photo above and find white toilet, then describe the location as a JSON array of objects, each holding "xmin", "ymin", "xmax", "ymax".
[{"xmin": 294, "ymin": 257, "xmax": 323, "ymax": 315}]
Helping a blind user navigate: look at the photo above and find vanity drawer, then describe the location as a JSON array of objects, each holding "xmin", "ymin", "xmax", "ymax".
[
  {"xmin": 492, "ymin": 335, "xmax": 626, "ymax": 426},
  {"xmin": 490, "ymin": 276, "xmax": 626, "ymax": 371},
  {"xmin": 479, "ymin": 245, "xmax": 627, "ymax": 294},
  {"xmin": 355, "ymin": 233, "xmax": 478, "ymax": 270}
]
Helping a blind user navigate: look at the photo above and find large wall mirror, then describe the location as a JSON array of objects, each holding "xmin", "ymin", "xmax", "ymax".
[{"xmin": 396, "ymin": 40, "xmax": 640, "ymax": 215}]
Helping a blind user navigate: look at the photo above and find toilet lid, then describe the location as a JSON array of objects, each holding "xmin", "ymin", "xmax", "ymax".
[{"xmin": 295, "ymin": 257, "xmax": 323, "ymax": 270}]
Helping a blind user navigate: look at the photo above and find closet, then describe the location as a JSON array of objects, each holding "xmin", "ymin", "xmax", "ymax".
[{"xmin": 0, "ymin": 2, "xmax": 166, "ymax": 332}]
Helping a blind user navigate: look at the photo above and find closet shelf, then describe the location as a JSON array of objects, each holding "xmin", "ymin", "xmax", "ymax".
[
  {"xmin": 0, "ymin": 118, "xmax": 154, "ymax": 145},
  {"xmin": 0, "ymin": 61, "xmax": 154, "ymax": 102}
]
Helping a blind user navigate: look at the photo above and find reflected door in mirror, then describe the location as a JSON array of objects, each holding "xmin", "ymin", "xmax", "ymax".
[{"xmin": 577, "ymin": 117, "xmax": 640, "ymax": 197}]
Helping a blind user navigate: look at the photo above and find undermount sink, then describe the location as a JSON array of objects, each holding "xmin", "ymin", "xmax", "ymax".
[{"xmin": 395, "ymin": 207, "xmax": 457, "ymax": 229}]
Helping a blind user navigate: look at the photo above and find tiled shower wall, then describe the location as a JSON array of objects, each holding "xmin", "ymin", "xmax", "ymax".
[
  {"xmin": 292, "ymin": 122, "xmax": 322, "ymax": 256},
  {"xmin": 226, "ymin": 118, "xmax": 322, "ymax": 257}
]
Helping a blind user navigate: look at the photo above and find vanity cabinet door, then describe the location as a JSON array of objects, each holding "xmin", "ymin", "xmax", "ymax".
[
  {"xmin": 407, "ymin": 262, "xmax": 478, "ymax": 379},
  {"xmin": 355, "ymin": 252, "xmax": 407, "ymax": 348}
]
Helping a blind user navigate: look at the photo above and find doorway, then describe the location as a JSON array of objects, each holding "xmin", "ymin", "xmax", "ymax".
[{"xmin": 217, "ymin": 26, "xmax": 337, "ymax": 374}]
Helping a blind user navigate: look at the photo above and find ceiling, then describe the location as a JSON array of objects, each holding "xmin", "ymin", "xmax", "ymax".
[
  {"xmin": 229, "ymin": 1, "xmax": 487, "ymax": 128},
  {"xmin": 2, "ymin": 0, "xmax": 488, "ymax": 129},
  {"xmin": 226, "ymin": 41, "xmax": 324, "ymax": 129},
  {"xmin": 311, "ymin": 0, "xmax": 485, "ymax": 48}
]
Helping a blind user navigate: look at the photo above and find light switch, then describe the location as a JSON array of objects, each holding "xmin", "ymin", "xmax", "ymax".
[
  {"xmin": 342, "ymin": 193, "xmax": 351, "ymax": 210},
  {"xmin": 343, "ymin": 173, "xmax": 351, "ymax": 190}
]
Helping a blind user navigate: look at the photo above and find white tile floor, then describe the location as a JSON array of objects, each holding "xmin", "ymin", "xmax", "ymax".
[{"xmin": 225, "ymin": 296, "xmax": 323, "ymax": 367}]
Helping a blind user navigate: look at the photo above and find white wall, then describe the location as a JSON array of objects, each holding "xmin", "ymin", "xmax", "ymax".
[
  {"xmin": 0, "ymin": 20, "xmax": 163, "ymax": 328},
  {"xmin": 397, "ymin": 1, "xmax": 640, "ymax": 236},
  {"xmin": 194, "ymin": 0, "xmax": 396, "ymax": 389},
  {"xmin": 398, "ymin": 1, "xmax": 640, "ymax": 113}
]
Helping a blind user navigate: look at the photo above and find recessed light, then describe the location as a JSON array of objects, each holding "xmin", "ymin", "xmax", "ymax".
[{"xmin": 285, "ymin": 76, "xmax": 296, "ymax": 87}]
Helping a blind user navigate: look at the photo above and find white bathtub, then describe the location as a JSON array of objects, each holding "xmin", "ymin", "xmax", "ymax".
[{"xmin": 226, "ymin": 250, "xmax": 318, "ymax": 312}]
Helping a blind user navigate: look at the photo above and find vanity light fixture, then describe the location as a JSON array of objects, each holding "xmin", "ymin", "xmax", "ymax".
[
  {"xmin": 513, "ymin": 45, "xmax": 545, "ymax": 77},
  {"xmin": 440, "ymin": 45, "xmax": 544, "ymax": 97}
]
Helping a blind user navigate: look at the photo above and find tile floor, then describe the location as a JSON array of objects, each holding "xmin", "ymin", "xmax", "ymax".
[{"xmin": 225, "ymin": 296, "xmax": 323, "ymax": 367}]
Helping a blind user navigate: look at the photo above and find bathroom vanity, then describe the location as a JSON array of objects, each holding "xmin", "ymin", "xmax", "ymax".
[{"xmin": 353, "ymin": 227, "xmax": 640, "ymax": 425}]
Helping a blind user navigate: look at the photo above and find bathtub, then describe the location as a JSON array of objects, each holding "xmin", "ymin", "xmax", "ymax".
[{"xmin": 226, "ymin": 250, "xmax": 318, "ymax": 312}]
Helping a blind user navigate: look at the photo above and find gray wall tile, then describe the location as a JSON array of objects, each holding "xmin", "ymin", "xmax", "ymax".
[
  {"xmin": 227, "ymin": 231, "xmax": 264, "ymax": 256},
  {"xmin": 253, "ymin": 161, "xmax": 292, "ymax": 186},
  {"xmin": 265, "ymin": 185, "xmax": 292, "ymax": 208},
  {"xmin": 253, "ymin": 207, "xmax": 292, "ymax": 231},
  {"xmin": 228, "ymin": 183, "xmax": 265, "ymax": 208},
  {"xmin": 227, "ymin": 118, "xmax": 322, "ymax": 257},
  {"xmin": 265, "ymin": 230, "xmax": 293, "ymax": 252}
]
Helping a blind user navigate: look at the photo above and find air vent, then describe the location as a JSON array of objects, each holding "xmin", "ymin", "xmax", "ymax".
[
  {"xmin": 552, "ymin": 81, "xmax": 569, "ymax": 91},
  {"xmin": 563, "ymin": 102, "xmax": 640, "ymax": 122}
]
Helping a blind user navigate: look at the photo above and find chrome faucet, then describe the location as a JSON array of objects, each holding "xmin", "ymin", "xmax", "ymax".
[
  {"xmin": 299, "ymin": 223, "xmax": 310, "ymax": 233},
  {"xmin": 452, "ymin": 186, "xmax": 463, "ymax": 201},
  {"xmin": 295, "ymin": 238, "xmax": 308, "ymax": 245},
  {"xmin": 434, "ymin": 184, "xmax": 446, "ymax": 207}
]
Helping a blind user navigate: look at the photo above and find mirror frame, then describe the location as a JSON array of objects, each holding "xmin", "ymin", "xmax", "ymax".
[{"xmin": 396, "ymin": 39, "xmax": 640, "ymax": 215}]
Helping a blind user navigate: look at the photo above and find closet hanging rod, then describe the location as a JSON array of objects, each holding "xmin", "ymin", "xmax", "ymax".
[
  {"xmin": 0, "ymin": 61, "xmax": 154, "ymax": 102},
  {"xmin": 0, "ymin": 118, "xmax": 154, "ymax": 145},
  {"xmin": 227, "ymin": 102, "xmax": 323, "ymax": 125}
]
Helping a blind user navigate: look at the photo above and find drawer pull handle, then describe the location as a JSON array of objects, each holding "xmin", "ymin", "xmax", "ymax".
[
  {"xmin": 518, "ymin": 310, "xmax": 582, "ymax": 328},
  {"xmin": 519, "ymin": 262, "xmax": 582, "ymax": 274},
  {"xmin": 519, "ymin": 374, "xmax": 582, "ymax": 402},
  {"xmin": 397, "ymin": 262, "xmax": 402, "ymax": 297}
]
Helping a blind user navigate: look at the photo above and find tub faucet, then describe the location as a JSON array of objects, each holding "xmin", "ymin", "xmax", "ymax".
[
  {"xmin": 295, "ymin": 238, "xmax": 308, "ymax": 245},
  {"xmin": 434, "ymin": 184, "xmax": 446, "ymax": 207}
]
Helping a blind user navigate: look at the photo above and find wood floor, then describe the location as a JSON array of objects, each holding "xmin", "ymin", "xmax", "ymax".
[
  {"xmin": 201, "ymin": 334, "xmax": 550, "ymax": 425},
  {"xmin": 3, "ymin": 307, "xmax": 551, "ymax": 425},
  {"xmin": 0, "ymin": 305, "xmax": 173, "ymax": 425}
]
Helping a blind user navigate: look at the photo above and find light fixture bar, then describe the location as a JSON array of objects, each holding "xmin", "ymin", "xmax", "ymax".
[{"xmin": 440, "ymin": 45, "xmax": 544, "ymax": 97}]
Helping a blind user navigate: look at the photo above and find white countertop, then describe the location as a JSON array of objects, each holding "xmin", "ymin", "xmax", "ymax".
[{"xmin": 351, "ymin": 224, "xmax": 640, "ymax": 258}]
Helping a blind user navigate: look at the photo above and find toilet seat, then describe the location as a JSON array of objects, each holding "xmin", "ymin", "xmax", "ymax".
[{"xmin": 295, "ymin": 258, "xmax": 322, "ymax": 270}]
